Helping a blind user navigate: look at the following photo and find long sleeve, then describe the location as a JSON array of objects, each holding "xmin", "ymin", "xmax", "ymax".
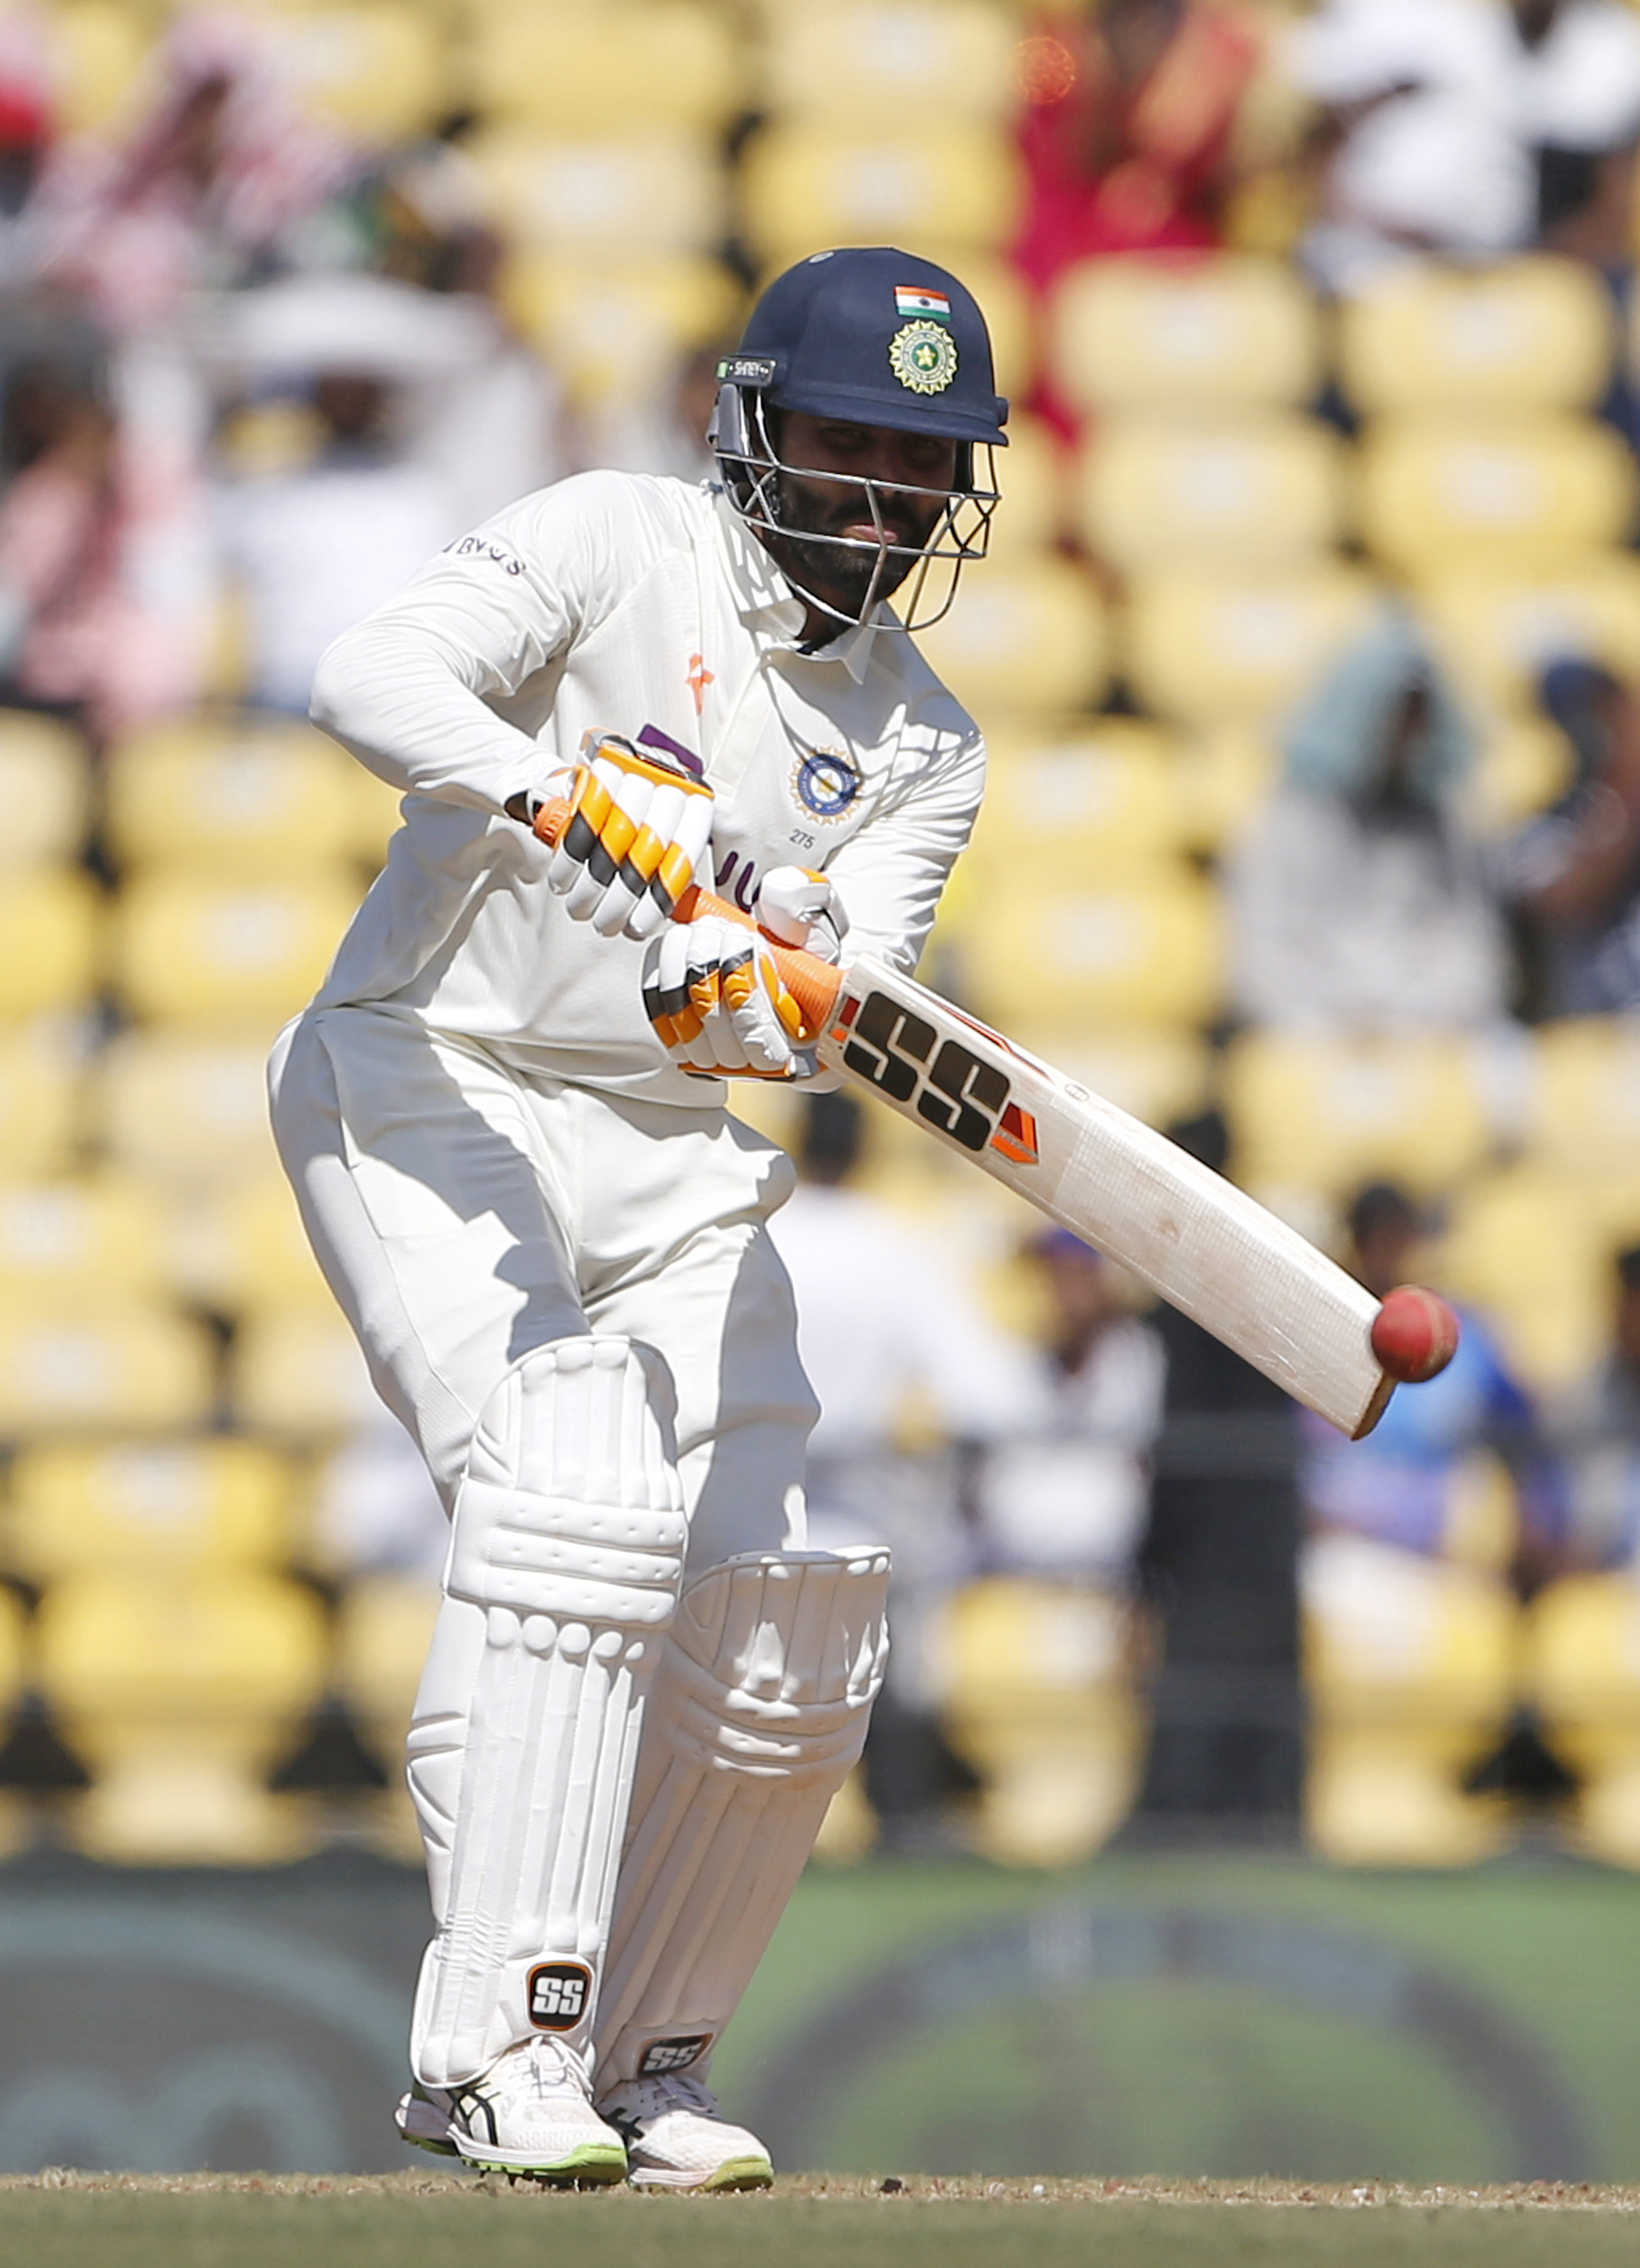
[
  {"xmin": 823, "ymin": 723, "xmax": 987, "ymax": 976},
  {"xmin": 308, "ymin": 472, "xmax": 651, "ymax": 820}
]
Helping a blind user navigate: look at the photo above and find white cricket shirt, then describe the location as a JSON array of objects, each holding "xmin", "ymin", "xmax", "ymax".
[{"xmin": 308, "ymin": 471, "xmax": 986, "ymax": 1105}]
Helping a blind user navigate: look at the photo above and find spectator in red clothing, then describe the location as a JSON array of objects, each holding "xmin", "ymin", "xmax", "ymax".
[{"xmin": 1013, "ymin": 0, "xmax": 1263, "ymax": 293}]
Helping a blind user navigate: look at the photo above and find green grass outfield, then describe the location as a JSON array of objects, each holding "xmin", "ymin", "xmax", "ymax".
[{"xmin": 5, "ymin": 2173, "xmax": 1640, "ymax": 2268}]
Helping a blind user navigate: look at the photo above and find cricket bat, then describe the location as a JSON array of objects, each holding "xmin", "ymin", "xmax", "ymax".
[{"xmin": 534, "ymin": 801, "xmax": 1397, "ymax": 1439}]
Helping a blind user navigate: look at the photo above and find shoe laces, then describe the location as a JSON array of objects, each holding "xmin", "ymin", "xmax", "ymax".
[
  {"xmin": 614, "ymin": 2070, "xmax": 719, "ymax": 2123},
  {"xmin": 488, "ymin": 2036, "xmax": 587, "ymax": 2106}
]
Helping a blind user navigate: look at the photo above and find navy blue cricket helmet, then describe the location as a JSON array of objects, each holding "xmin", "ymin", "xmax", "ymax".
[
  {"xmin": 710, "ymin": 247, "xmax": 1007, "ymax": 629},
  {"xmin": 721, "ymin": 246, "xmax": 1007, "ymax": 450}
]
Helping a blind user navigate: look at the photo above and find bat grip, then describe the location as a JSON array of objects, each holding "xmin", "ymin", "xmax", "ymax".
[{"xmin": 530, "ymin": 795, "xmax": 844, "ymax": 1037}]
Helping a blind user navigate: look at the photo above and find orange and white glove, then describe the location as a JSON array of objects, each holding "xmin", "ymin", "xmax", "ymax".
[
  {"xmin": 753, "ymin": 865, "xmax": 849, "ymax": 962},
  {"xmin": 534, "ymin": 733, "xmax": 715, "ymax": 942},
  {"xmin": 642, "ymin": 912, "xmax": 812, "ymax": 1078}
]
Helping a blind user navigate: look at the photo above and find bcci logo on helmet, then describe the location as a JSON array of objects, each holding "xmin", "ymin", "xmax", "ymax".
[{"xmin": 888, "ymin": 320, "xmax": 958, "ymax": 396}]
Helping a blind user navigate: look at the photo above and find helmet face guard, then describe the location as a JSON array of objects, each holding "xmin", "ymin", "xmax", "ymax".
[
  {"xmin": 709, "ymin": 248, "xmax": 1008, "ymax": 635},
  {"xmin": 710, "ymin": 378, "xmax": 1000, "ymax": 633}
]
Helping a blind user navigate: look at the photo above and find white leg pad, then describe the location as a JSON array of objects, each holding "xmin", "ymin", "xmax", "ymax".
[
  {"xmin": 592, "ymin": 1548, "xmax": 890, "ymax": 2089},
  {"xmin": 408, "ymin": 1336, "xmax": 686, "ymax": 2090}
]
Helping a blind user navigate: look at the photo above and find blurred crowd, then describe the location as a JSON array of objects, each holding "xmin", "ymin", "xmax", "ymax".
[{"xmin": 10, "ymin": 0, "xmax": 1640, "ymax": 1873}]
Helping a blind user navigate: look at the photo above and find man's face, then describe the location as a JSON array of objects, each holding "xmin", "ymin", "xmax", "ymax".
[{"xmin": 762, "ymin": 410, "xmax": 959, "ymax": 620}]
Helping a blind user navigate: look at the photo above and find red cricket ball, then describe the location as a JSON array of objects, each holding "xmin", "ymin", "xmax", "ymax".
[{"xmin": 1370, "ymin": 1284, "xmax": 1461, "ymax": 1384}]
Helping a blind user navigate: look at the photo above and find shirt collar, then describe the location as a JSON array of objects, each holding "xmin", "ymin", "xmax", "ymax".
[{"xmin": 709, "ymin": 484, "xmax": 885, "ymax": 684}]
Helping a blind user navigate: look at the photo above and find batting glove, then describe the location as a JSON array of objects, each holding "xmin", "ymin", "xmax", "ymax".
[
  {"xmin": 642, "ymin": 913, "xmax": 812, "ymax": 1079},
  {"xmin": 754, "ymin": 866, "xmax": 849, "ymax": 962},
  {"xmin": 537, "ymin": 733, "xmax": 715, "ymax": 942}
]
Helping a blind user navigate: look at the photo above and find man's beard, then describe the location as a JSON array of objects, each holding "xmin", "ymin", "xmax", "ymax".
[{"xmin": 763, "ymin": 474, "xmax": 938, "ymax": 618}]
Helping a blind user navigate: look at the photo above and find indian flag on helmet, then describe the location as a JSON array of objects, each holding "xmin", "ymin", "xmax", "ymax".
[{"xmin": 895, "ymin": 284, "xmax": 951, "ymax": 322}]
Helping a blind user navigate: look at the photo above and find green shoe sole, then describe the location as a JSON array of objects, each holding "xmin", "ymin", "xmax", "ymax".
[
  {"xmin": 628, "ymin": 2156, "xmax": 775, "ymax": 2193},
  {"xmin": 699, "ymin": 2157, "xmax": 775, "ymax": 2193},
  {"xmin": 457, "ymin": 2141, "xmax": 629, "ymax": 2188}
]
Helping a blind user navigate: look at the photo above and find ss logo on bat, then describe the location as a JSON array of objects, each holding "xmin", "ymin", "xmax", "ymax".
[{"xmin": 840, "ymin": 990, "xmax": 1010, "ymax": 1152}]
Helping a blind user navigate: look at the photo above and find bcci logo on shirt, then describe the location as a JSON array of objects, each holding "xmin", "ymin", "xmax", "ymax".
[
  {"xmin": 527, "ymin": 1960, "xmax": 593, "ymax": 2032},
  {"xmin": 794, "ymin": 747, "xmax": 862, "ymax": 819}
]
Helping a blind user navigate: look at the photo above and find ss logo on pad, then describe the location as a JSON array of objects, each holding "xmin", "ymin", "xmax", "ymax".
[{"xmin": 528, "ymin": 1960, "xmax": 593, "ymax": 2031}]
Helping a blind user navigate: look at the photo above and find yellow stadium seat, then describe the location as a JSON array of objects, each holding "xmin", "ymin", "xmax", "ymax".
[
  {"xmin": 94, "ymin": 1032, "xmax": 281, "ymax": 1189},
  {"xmin": 1417, "ymin": 556, "xmax": 1640, "ymax": 712},
  {"xmin": 0, "ymin": 871, "xmax": 101, "ymax": 1021},
  {"xmin": 962, "ymin": 870, "xmax": 1223, "ymax": 1031},
  {"xmin": 1471, "ymin": 714, "xmax": 1573, "ymax": 830},
  {"xmin": 0, "ymin": 1174, "xmax": 171, "ymax": 1309},
  {"xmin": 0, "ymin": 713, "xmax": 90, "ymax": 872},
  {"xmin": 1304, "ymin": 1533, "xmax": 1516, "ymax": 1865},
  {"xmin": 340, "ymin": 759, "xmax": 401, "ymax": 874},
  {"xmin": 4, "ymin": 1437, "xmax": 298, "ymax": 1580},
  {"xmin": 987, "ymin": 412, "xmax": 1065, "ymax": 558},
  {"xmin": 466, "ymin": 0, "xmax": 748, "ymax": 133},
  {"xmin": 966, "ymin": 720, "xmax": 1185, "ymax": 880},
  {"xmin": 0, "ymin": 1303, "xmax": 218, "ymax": 1436},
  {"xmin": 1173, "ymin": 721, "xmax": 1278, "ymax": 853},
  {"xmin": 1000, "ymin": 1024, "xmax": 1213, "ymax": 1132},
  {"xmin": 760, "ymin": 0, "xmax": 1018, "ymax": 123},
  {"xmin": 0, "ymin": 1029, "xmax": 85, "ymax": 1181},
  {"xmin": 0, "ymin": 1585, "xmax": 28, "ymax": 1857},
  {"xmin": 166, "ymin": 1170, "xmax": 334, "ymax": 1316},
  {"xmin": 1528, "ymin": 1018, "xmax": 1640, "ymax": 1188},
  {"xmin": 1524, "ymin": 1574, "xmax": 1640, "ymax": 1867},
  {"xmin": 259, "ymin": 3, "xmax": 446, "ymax": 141},
  {"xmin": 504, "ymin": 255, "xmax": 745, "ymax": 412},
  {"xmin": 468, "ymin": 127, "xmax": 728, "ymax": 256},
  {"xmin": 1047, "ymin": 253, "xmax": 1322, "ymax": 419},
  {"xmin": 105, "ymin": 716, "xmax": 368, "ymax": 876},
  {"xmin": 232, "ymin": 1304, "xmax": 377, "ymax": 1436},
  {"xmin": 738, "ymin": 123, "xmax": 1024, "ymax": 265},
  {"xmin": 0, "ymin": 1584, "xmax": 25, "ymax": 1705},
  {"xmin": 914, "ymin": 555, "xmax": 1109, "ymax": 715},
  {"xmin": 1224, "ymin": 1029, "xmax": 1494, "ymax": 1205},
  {"xmin": 40, "ymin": 1570, "xmax": 328, "ymax": 1863},
  {"xmin": 935, "ymin": 1578, "xmax": 1140, "ymax": 1865},
  {"xmin": 1356, "ymin": 415, "xmax": 1636, "ymax": 576},
  {"xmin": 1075, "ymin": 413, "xmax": 1345, "ymax": 573},
  {"xmin": 334, "ymin": 1571, "xmax": 438, "ymax": 1860},
  {"xmin": 111, "ymin": 873, "xmax": 359, "ymax": 1032},
  {"xmin": 336, "ymin": 1572, "xmax": 438, "ymax": 1734},
  {"xmin": 49, "ymin": 0, "xmax": 149, "ymax": 134},
  {"xmin": 1513, "ymin": 1023, "xmax": 1640, "ymax": 1265},
  {"xmin": 1122, "ymin": 565, "xmax": 1376, "ymax": 723},
  {"xmin": 1439, "ymin": 1163, "xmax": 1609, "ymax": 1392},
  {"xmin": 1338, "ymin": 257, "xmax": 1616, "ymax": 417}
]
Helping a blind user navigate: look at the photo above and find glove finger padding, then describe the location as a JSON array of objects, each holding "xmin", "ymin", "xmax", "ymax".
[
  {"xmin": 545, "ymin": 735, "xmax": 715, "ymax": 942},
  {"xmin": 642, "ymin": 914, "xmax": 809, "ymax": 1078},
  {"xmin": 755, "ymin": 865, "xmax": 848, "ymax": 961}
]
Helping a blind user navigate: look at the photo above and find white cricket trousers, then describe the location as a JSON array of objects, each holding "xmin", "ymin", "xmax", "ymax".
[{"xmin": 267, "ymin": 1004, "xmax": 817, "ymax": 1566}]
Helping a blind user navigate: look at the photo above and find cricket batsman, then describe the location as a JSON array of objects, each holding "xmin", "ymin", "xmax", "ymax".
[{"xmin": 268, "ymin": 246, "xmax": 1007, "ymax": 2190}]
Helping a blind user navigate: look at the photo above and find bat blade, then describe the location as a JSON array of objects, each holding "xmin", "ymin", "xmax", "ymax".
[
  {"xmin": 816, "ymin": 954, "xmax": 1392, "ymax": 1440},
  {"xmin": 524, "ymin": 796, "xmax": 1390, "ymax": 1435}
]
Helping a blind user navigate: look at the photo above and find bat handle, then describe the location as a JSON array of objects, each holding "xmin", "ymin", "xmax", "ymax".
[{"xmin": 530, "ymin": 795, "xmax": 844, "ymax": 1037}]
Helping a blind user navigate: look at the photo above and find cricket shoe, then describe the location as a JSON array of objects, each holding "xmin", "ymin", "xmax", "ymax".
[
  {"xmin": 597, "ymin": 2071, "xmax": 774, "ymax": 2192},
  {"xmin": 396, "ymin": 2035, "xmax": 628, "ymax": 2185}
]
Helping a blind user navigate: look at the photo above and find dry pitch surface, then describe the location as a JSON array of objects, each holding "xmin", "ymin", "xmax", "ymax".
[{"xmin": 3, "ymin": 2172, "xmax": 1640, "ymax": 2267}]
